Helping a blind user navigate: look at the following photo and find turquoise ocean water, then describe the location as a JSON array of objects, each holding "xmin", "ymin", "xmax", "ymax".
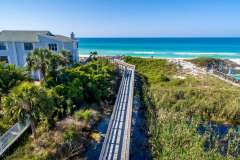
[{"xmin": 77, "ymin": 38, "xmax": 240, "ymax": 59}]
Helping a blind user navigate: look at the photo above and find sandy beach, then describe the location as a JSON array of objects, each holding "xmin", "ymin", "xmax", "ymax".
[{"xmin": 229, "ymin": 59, "xmax": 240, "ymax": 65}]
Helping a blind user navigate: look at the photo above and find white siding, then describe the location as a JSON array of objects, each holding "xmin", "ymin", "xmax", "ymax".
[{"xmin": 0, "ymin": 35, "xmax": 78, "ymax": 67}]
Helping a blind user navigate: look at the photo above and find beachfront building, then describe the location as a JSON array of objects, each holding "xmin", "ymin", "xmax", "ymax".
[{"xmin": 0, "ymin": 30, "xmax": 78, "ymax": 67}]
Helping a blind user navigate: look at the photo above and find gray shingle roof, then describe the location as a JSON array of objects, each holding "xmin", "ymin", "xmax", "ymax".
[
  {"xmin": 40, "ymin": 34, "xmax": 73, "ymax": 42},
  {"xmin": 0, "ymin": 30, "xmax": 73, "ymax": 42}
]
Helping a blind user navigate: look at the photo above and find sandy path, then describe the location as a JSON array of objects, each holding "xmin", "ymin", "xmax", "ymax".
[{"xmin": 168, "ymin": 58, "xmax": 240, "ymax": 87}]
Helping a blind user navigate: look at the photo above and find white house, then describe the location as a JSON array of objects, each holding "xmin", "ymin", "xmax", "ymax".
[{"xmin": 0, "ymin": 30, "xmax": 78, "ymax": 67}]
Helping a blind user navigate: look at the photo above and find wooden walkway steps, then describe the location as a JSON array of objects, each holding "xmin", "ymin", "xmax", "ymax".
[{"xmin": 99, "ymin": 60, "xmax": 135, "ymax": 160}]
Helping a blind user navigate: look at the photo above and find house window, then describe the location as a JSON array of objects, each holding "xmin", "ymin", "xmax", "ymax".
[
  {"xmin": 0, "ymin": 42, "xmax": 7, "ymax": 50},
  {"xmin": 24, "ymin": 43, "xmax": 33, "ymax": 50},
  {"xmin": 0, "ymin": 56, "xmax": 8, "ymax": 63},
  {"xmin": 48, "ymin": 44, "xmax": 57, "ymax": 51}
]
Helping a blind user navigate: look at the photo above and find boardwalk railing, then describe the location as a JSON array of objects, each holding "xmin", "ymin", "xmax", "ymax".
[
  {"xmin": 0, "ymin": 119, "xmax": 30, "ymax": 156},
  {"xmin": 99, "ymin": 59, "xmax": 135, "ymax": 160}
]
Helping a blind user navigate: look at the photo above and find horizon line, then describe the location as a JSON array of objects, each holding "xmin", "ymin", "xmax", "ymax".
[{"xmin": 76, "ymin": 36, "xmax": 240, "ymax": 38}]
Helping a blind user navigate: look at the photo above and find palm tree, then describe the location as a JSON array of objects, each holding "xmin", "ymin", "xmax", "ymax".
[
  {"xmin": 48, "ymin": 54, "xmax": 63, "ymax": 77},
  {"xmin": 59, "ymin": 50, "xmax": 73, "ymax": 66},
  {"xmin": 26, "ymin": 48, "xmax": 52, "ymax": 81},
  {"xmin": 0, "ymin": 62, "xmax": 28, "ymax": 96},
  {"xmin": 2, "ymin": 82, "xmax": 54, "ymax": 138},
  {"xmin": 27, "ymin": 49, "xmax": 74, "ymax": 81},
  {"xmin": 90, "ymin": 51, "xmax": 98, "ymax": 59}
]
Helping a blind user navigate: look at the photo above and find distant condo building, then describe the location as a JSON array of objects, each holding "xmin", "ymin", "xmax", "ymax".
[{"xmin": 0, "ymin": 30, "xmax": 78, "ymax": 66}]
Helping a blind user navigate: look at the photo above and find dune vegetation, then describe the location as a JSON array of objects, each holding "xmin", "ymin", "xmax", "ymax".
[
  {"xmin": 0, "ymin": 49, "xmax": 118, "ymax": 159},
  {"xmin": 125, "ymin": 57, "xmax": 240, "ymax": 160}
]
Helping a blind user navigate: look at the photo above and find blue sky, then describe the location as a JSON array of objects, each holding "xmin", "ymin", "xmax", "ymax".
[{"xmin": 0, "ymin": 0, "xmax": 240, "ymax": 37}]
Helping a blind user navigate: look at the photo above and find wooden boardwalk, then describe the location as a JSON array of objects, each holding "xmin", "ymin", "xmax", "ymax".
[
  {"xmin": 99, "ymin": 60, "xmax": 135, "ymax": 160},
  {"xmin": 0, "ymin": 119, "xmax": 30, "ymax": 156}
]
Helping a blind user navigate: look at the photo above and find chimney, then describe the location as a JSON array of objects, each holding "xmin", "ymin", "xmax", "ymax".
[{"xmin": 70, "ymin": 32, "xmax": 75, "ymax": 40}]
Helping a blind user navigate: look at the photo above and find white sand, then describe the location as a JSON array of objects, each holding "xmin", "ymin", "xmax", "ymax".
[
  {"xmin": 229, "ymin": 59, "xmax": 240, "ymax": 65},
  {"xmin": 79, "ymin": 55, "xmax": 90, "ymax": 58},
  {"xmin": 168, "ymin": 58, "xmax": 240, "ymax": 87},
  {"xmin": 168, "ymin": 58, "xmax": 206, "ymax": 76}
]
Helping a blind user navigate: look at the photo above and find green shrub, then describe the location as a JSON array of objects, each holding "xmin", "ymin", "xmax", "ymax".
[
  {"xmin": 63, "ymin": 125, "xmax": 77, "ymax": 141},
  {"xmin": 45, "ymin": 58, "xmax": 115, "ymax": 104},
  {"xmin": 159, "ymin": 74, "xmax": 170, "ymax": 82},
  {"xmin": 0, "ymin": 62, "xmax": 29, "ymax": 96},
  {"xmin": 189, "ymin": 57, "xmax": 225, "ymax": 68},
  {"xmin": 0, "ymin": 121, "xmax": 8, "ymax": 133},
  {"xmin": 74, "ymin": 109, "xmax": 92, "ymax": 121}
]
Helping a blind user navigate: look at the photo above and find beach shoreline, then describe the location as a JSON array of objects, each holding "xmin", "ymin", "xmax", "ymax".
[{"xmin": 79, "ymin": 54, "xmax": 240, "ymax": 65}]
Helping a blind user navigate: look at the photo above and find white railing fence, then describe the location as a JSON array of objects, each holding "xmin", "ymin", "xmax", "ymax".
[{"xmin": 0, "ymin": 119, "xmax": 30, "ymax": 156}]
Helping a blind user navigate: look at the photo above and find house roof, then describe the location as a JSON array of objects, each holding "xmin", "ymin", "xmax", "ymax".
[
  {"xmin": 0, "ymin": 30, "xmax": 73, "ymax": 42},
  {"xmin": 40, "ymin": 34, "xmax": 73, "ymax": 42}
]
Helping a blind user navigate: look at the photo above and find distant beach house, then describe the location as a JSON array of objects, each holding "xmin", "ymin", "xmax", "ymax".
[{"xmin": 0, "ymin": 30, "xmax": 78, "ymax": 67}]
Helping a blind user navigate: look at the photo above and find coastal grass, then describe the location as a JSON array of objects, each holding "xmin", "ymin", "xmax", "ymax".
[
  {"xmin": 125, "ymin": 57, "xmax": 240, "ymax": 159},
  {"xmin": 188, "ymin": 57, "xmax": 219, "ymax": 67}
]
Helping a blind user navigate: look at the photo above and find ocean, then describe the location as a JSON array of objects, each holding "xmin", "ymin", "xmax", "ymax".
[{"xmin": 77, "ymin": 38, "xmax": 240, "ymax": 59}]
